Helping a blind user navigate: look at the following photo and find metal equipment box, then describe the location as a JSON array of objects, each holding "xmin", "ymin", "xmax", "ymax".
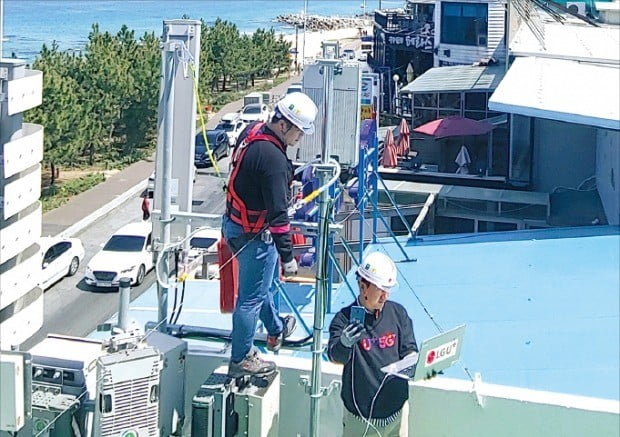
[
  {"xmin": 191, "ymin": 366, "xmax": 236, "ymax": 437},
  {"xmin": 94, "ymin": 347, "xmax": 162, "ymax": 437},
  {"xmin": 234, "ymin": 372, "xmax": 280, "ymax": 437},
  {"xmin": 0, "ymin": 353, "xmax": 26, "ymax": 432},
  {"xmin": 145, "ymin": 331, "xmax": 187, "ymax": 436}
]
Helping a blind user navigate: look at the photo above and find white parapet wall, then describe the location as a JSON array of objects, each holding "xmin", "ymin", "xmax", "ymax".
[
  {"xmin": 184, "ymin": 347, "xmax": 620, "ymax": 437},
  {"xmin": 410, "ymin": 377, "xmax": 620, "ymax": 436}
]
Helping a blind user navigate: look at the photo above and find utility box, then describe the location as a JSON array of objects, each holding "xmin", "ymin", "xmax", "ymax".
[
  {"xmin": 145, "ymin": 331, "xmax": 187, "ymax": 436},
  {"xmin": 234, "ymin": 372, "xmax": 280, "ymax": 437},
  {"xmin": 298, "ymin": 61, "xmax": 362, "ymax": 166},
  {"xmin": 0, "ymin": 353, "xmax": 27, "ymax": 432},
  {"xmin": 191, "ymin": 366, "xmax": 236, "ymax": 437},
  {"xmin": 94, "ymin": 347, "xmax": 163, "ymax": 437}
]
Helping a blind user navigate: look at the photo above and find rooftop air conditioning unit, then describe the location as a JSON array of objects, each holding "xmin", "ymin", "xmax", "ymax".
[{"xmin": 566, "ymin": 2, "xmax": 587, "ymax": 15}]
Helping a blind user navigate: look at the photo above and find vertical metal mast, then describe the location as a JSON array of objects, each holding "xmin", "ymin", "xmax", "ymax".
[
  {"xmin": 309, "ymin": 57, "xmax": 337, "ymax": 437},
  {"xmin": 0, "ymin": 0, "xmax": 4, "ymax": 59},
  {"xmin": 157, "ymin": 42, "xmax": 176, "ymax": 331}
]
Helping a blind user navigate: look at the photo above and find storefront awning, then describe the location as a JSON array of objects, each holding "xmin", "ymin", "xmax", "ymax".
[
  {"xmin": 489, "ymin": 57, "xmax": 620, "ymax": 130},
  {"xmin": 400, "ymin": 65, "xmax": 505, "ymax": 94}
]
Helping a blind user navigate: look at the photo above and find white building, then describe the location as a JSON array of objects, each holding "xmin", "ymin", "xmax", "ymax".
[
  {"xmin": 433, "ymin": 0, "xmax": 507, "ymax": 66},
  {"xmin": 489, "ymin": 8, "xmax": 620, "ymax": 226}
]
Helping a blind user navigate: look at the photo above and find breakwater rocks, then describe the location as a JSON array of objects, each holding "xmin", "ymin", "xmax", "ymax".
[{"xmin": 275, "ymin": 14, "xmax": 371, "ymax": 31}]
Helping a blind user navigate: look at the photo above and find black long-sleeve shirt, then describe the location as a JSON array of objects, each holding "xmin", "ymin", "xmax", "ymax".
[
  {"xmin": 328, "ymin": 300, "xmax": 417, "ymax": 419},
  {"xmin": 229, "ymin": 123, "xmax": 293, "ymax": 262}
]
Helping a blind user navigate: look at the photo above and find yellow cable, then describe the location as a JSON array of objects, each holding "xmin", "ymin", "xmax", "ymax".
[{"xmin": 188, "ymin": 63, "xmax": 221, "ymax": 177}]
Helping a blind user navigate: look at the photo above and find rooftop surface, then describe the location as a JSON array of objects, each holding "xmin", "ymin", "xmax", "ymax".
[
  {"xmin": 94, "ymin": 225, "xmax": 620, "ymax": 401},
  {"xmin": 510, "ymin": 8, "xmax": 620, "ymax": 63}
]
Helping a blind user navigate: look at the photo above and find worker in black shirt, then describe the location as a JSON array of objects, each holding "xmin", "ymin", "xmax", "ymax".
[
  {"xmin": 328, "ymin": 252, "xmax": 418, "ymax": 437},
  {"xmin": 223, "ymin": 92, "xmax": 318, "ymax": 377}
]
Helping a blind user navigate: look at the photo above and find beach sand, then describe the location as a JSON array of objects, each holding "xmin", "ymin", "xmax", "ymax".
[{"xmin": 281, "ymin": 26, "xmax": 372, "ymax": 61}]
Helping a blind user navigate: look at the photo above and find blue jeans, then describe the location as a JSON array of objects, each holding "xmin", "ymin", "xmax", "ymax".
[{"xmin": 222, "ymin": 216, "xmax": 283, "ymax": 363}]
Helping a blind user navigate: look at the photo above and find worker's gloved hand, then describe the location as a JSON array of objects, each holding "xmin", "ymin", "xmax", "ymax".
[
  {"xmin": 340, "ymin": 322, "xmax": 367, "ymax": 348},
  {"xmin": 424, "ymin": 370, "xmax": 444, "ymax": 380},
  {"xmin": 282, "ymin": 258, "xmax": 298, "ymax": 277}
]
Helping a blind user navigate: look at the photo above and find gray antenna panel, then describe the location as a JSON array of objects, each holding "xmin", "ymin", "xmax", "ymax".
[{"xmin": 299, "ymin": 61, "xmax": 362, "ymax": 166}]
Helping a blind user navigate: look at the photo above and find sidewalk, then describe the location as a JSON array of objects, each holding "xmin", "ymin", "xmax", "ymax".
[{"xmin": 42, "ymin": 74, "xmax": 301, "ymax": 237}]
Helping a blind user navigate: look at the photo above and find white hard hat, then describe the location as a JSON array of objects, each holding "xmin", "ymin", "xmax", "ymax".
[
  {"xmin": 357, "ymin": 252, "xmax": 398, "ymax": 291},
  {"xmin": 276, "ymin": 92, "xmax": 318, "ymax": 135}
]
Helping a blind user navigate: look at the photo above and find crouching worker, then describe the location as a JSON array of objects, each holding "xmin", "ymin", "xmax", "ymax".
[
  {"xmin": 222, "ymin": 92, "xmax": 318, "ymax": 378},
  {"xmin": 328, "ymin": 252, "xmax": 418, "ymax": 437}
]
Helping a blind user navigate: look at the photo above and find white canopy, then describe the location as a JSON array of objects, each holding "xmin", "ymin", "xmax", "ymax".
[{"xmin": 488, "ymin": 57, "xmax": 620, "ymax": 130}]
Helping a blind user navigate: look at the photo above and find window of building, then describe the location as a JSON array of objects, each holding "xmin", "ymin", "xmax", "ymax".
[{"xmin": 441, "ymin": 2, "xmax": 488, "ymax": 46}]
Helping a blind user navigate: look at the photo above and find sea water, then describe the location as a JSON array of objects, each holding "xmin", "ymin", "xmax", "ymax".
[{"xmin": 2, "ymin": 0, "xmax": 403, "ymax": 61}]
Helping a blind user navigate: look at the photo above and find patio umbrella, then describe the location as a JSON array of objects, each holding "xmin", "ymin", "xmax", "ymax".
[
  {"xmin": 413, "ymin": 116, "xmax": 494, "ymax": 139},
  {"xmin": 455, "ymin": 145, "xmax": 472, "ymax": 174},
  {"xmin": 381, "ymin": 128, "xmax": 398, "ymax": 168},
  {"xmin": 396, "ymin": 118, "xmax": 410, "ymax": 157}
]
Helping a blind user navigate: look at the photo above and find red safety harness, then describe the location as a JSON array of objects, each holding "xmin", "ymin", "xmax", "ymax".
[{"xmin": 226, "ymin": 122, "xmax": 286, "ymax": 233}]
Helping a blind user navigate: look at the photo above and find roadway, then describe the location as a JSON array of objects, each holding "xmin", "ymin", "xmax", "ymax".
[{"xmin": 22, "ymin": 163, "xmax": 232, "ymax": 350}]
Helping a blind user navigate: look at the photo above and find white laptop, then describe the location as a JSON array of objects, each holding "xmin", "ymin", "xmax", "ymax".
[{"xmin": 381, "ymin": 325, "xmax": 465, "ymax": 381}]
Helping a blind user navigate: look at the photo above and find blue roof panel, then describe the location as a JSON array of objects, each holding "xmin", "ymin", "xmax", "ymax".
[{"xmin": 334, "ymin": 226, "xmax": 620, "ymax": 400}]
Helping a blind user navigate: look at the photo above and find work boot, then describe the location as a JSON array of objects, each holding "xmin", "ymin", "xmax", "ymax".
[
  {"xmin": 266, "ymin": 315, "xmax": 297, "ymax": 352},
  {"xmin": 228, "ymin": 350, "xmax": 276, "ymax": 378}
]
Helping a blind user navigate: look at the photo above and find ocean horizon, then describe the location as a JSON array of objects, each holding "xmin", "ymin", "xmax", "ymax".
[{"xmin": 2, "ymin": 0, "xmax": 403, "ymax": 61}]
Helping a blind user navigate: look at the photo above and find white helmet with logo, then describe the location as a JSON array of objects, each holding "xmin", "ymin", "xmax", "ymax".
[
  {"xmin": 276, "ymin": 92, "xmax": 318, "ymax": 135},
  {"xmin": 357, "ymin": 252, "xmax": 398, "ymax": 291}
]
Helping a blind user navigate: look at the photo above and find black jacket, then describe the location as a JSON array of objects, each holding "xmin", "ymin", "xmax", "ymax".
[
  {"xmin": 328, "ymin": 300, "xmax": 417, "ymax": 419},
  {"xmin": 228, "ymin": 123, "xmax": 293, "ymax": 262}
]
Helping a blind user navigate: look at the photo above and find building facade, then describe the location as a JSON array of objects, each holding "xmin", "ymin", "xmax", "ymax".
[
  {"xmin": 433, "ymin": 0, "xmax": 507, "ymax": 67},
  {"xmin": 0, "ymin": 59, "xmax": 44, "ymax": 348}
]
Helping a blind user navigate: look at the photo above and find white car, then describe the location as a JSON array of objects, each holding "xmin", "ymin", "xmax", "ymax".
[
  {"xmin": 84, "ymin": 222, "xmax": 153, "ymax": 288},
  {"xmin": 286, "ymin": 82, "xmax": 303, "ymax": 95},
  {"xmin": 239, "ymin": 103, "xmax": 270, "ymax": 124},
  {"xmin": 188, "ymin": 228, "xmax": 220, "ymax": 280},
  {"xmin": 39, "ymin": 237, "xmax": 85, "ymax": 290},
  {"xmin": 216, "ymin": 118, "xmax": 247, "ymax": 146}
]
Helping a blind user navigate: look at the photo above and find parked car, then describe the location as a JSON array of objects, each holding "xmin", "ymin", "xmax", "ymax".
[
  {"xmin": 84, "ymin": 222, "xmax": 153, "ymax": 288},
  {"xmin": 194, "ymin": 129, "xmax": 229, "ymax": 167},
  {"xmin": 220, "ymin": 112, "xmax": 240, "ymax": 124},
  {"xmin": 38, "ymin": 236, "xmax": 85, "ymax": 290},
  {"xmin": 341, "ymin": 49, "xmax": 355, "ymax": 60},
  {"xmin": 357, "ymin": 52, "xmax": 368, "ymax": 62},
  {"xmin": 286, "ymin": 82, "xmax": 303, "ymax": 94},
  {"xmin": 239, "ymin": 103, "xmax": 270, "ymax": 124},
  {"xmin": 216, "ymin": 118, "xmax": 246, "ymax": 146}
]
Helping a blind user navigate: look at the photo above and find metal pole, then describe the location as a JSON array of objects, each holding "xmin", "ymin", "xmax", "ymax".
[
  {"xmin": 302, "ymin": 0, "xmax": 308, "ymax": 62},
  {"xmin": 295, "ymin": 26, "xmax": 299, "ymax": 73},
  {"xmin": 157, "ymin": 45, "xmax": 176, "ymax": 331},
  {"xmin": 309, "ymin": 60, "xmax": 335, "ymax": 437},
  {"xmin": 117, "ymin": 277, "xmax": 131, "ymax": 332},
  {"xmin": 0, "ymin": 0, "xmax": 4, "ymax": 60},
  {"xmin": 310, "ymin": 167, "xmax": 330, "ymax": 437}
]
